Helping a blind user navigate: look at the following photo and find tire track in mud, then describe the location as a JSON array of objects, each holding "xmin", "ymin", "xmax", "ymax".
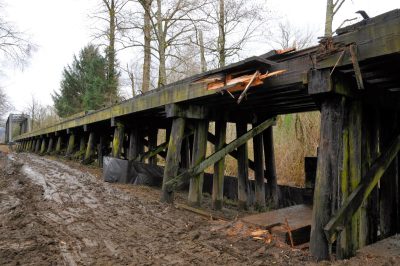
[{"xmin": 15, "ymin": 153, "xmax": 246, "ymax": 265}]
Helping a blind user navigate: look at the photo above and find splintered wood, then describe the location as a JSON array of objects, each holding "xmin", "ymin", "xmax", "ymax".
[{"xmin": 194, "ymin": 69, "xmax": 287, "ymax": 94}]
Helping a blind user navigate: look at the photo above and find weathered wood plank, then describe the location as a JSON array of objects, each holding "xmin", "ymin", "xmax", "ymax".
[
  {"xmin": 310, "ymin": 96, "xmax": 346, "ymax": 260},
  {"xmin": 188, "ymin": 120, "xmax": 208, "ymax": 206},
  {"xmin": 212, "ymin": 119, "xmax": 226, "ymax": 210},
  {"xmin": 253, "ymin": 123, "xmax": 266, "ymax": 210},
  {"xmin": 324, "ymin": 133, "xmax": 400, "ymax": 244},
  {"xmin": 112, "ymin": 122, "xmax": 125, "ymax": 158},
  {"xmin": 264, "ymin": 126, "xmax": 278, "ymax": 207},
  {"xmin": 161, "ymin": 117, "xmax": 186, "ymax": 203}
]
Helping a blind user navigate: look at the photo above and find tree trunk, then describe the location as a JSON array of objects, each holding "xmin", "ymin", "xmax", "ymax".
[
  {"xmin": 199, "ymin": 30, "xmax": 207, "ymax": 72},
  {"xmin": 157, "ymin": 0, "xmax": 167, "ymax": 87},
  {"xmin": 218, "ymin": 0, "xmax": 226, "ymax": 67},
  {"xmin": 325, "ymin": 0, "xmax": 334, "ymax": 37},
  {"xmin": 107, "ymin": 0, "xmax": 117, "ymax": 102},
  {"xmin": 142, "ymin": 0, "xmax": 152, "ymax": 92}
]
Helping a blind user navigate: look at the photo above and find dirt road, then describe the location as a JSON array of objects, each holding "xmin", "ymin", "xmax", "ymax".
[{"xmin": 0, "ymin": 152, "xmax": 312, "ymax": 265}]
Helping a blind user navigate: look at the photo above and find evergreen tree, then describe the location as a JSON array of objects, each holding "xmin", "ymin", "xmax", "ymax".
[{"xmin": 52, "ymin": 45, "xmax": 112, "ymax": 117}]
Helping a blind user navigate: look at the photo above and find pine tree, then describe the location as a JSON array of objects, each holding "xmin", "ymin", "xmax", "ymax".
[{"xmin": 52, "ymin": 45, "xmax": 111, "ymax": 117}]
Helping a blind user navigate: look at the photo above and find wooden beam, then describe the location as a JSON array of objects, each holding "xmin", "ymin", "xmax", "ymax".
[
  {"xmin": 47, "ymin": 136, "xmax": 54, "ymax": 154},
  {"xmin": 66, "ymin": 133, "xmax": 76, "ymax": 156},
  {"xmin": 148, "ymin": 128, "xmax": 158, "ymax": 165},
  {"xmin": 310, "ymin": 96, "xmax": 346, "ymax": 260},
  {"xmin": 161, "ymin": 117, "xmax": 186, "ymax": 203},
  {"xmin": 165, "ymin": 117, "xmax": 276, "ymax": 193},
  {"xmin": 212, "ymin": 119, "xmax": 226, "ymax": 210},
  {"xmin": 264, "ymin": 127, "xmax": 278, "ymax": 207},
  {"xmin": 139, "ymin": 141, "xmax": 168, "ymax": 162},
  {"xmin": 324, "ymin": 133, "xmax": 400, "ymax": 244},
  {"xmin": 253, "ymin": 123, "xmax": 266, "ymax": 210},
  {"xmin": 112, "ymin": 122, "xmax": 125, "ymax": 158},
  {"xmin": 188, "ymin": 120, "xmax": 208, "ymax": 206},
  {"xmin": 237, "ymin": 120, "xmax": 251, "ymax": 210},
  {"xmin": 165, "ymin": 104, "xmax": 209, "ymax": 119},
  {"xmin": 84, "ymin": 132, "xmax": 95, "ymax": 164},
  {"xmin": 55, "ymin": 136, "xmax": 62, "ymax": 154}
]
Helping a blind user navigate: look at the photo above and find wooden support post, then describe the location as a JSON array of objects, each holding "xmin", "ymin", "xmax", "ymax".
[
  {"xmin": 212, "ymin": 119, "xmax": 226, "ymax": 210},
  {"xmin": 66, "ymin": 132, "xmax": 75, "ymax": 156},
  {"xmin": 31, "ymin": 139, "xmax": 36, "ymax": 152},
  {"xmin": 112, "ymin": 122, "xmax": 125, "ymax": 158},
  {"xmin": 148, "ymin": 128, "xmax": 158, "ymax": 165},
  {"xmin": 77, "ymin": 134, "xmax": 86, "ymax": 160},
  {"xmin": 310, "ymin": 96, "xmax": 346, "ymax": 260},
  {"xmin": 263, "ymin": 126, "xmax": 278, "ymax": 207},
  {"xmin": 324, "ymin": 133, "xmax": 400, "ymax": 245},
  {"xmin": 128, "ymin": 128, "xmax": 142, "ymax": 161},
  {"xmin": 379, "ymin": 112, "xmax": 399, "ymax": 238},
  {"xmin": 363, "ymin": 107, "xmax": 380, "ymax": 244},
  {"xmin": 84, "ymin": 132, "xmax": 95, "ymax": 164},
  {"xmin": 55, "ymin": 136, "xmax": 62, "ymax": 154},
  {"xmin": 40, "ymin": 138, "xmax": 46, "ymax": 154},
  {"xmin": 35, "ymin": 138, "xmax": 41, "ymax": 153},
  {"xmin": 253, "ymin": 123, "xmax": 266, "ymax": 210},
  {"xmin": 161, "ymin": 117, "xmax": 186, "ymax": 203},
  {"xmin": 181, "ymin": 137, "xmax": 191, "ymax": 169},
  {"xmin": 188, "ymin": 119, "xmax": 208, "ymax": 206},
  {"xmin": 98, "ymin": 135, "xmax": 104, "ymax": 168},
  {"xmin": 165, "ymin": 118, "xmax": 275, "ymax": 193},
  {"xmin": 236, "ymin": 120, "xmax": 250, "ymax": 209},
  {"xmin": 338, "ymin": 100, "xmax": 363, "ymax": 258},
  {"xmin": 47, "ymin": 136, "xmax": 54, "ymax": 154}
]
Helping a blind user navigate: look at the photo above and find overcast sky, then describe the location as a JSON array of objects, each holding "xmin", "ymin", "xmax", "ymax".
[{"xmin": 1, "ymin": 0, "xmax": 399, "ymax": 112}]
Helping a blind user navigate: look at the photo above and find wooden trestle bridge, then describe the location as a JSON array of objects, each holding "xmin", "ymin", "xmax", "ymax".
[{"xmin": 11, "ymin": 9, "xmax": 400, "ymax": 260}]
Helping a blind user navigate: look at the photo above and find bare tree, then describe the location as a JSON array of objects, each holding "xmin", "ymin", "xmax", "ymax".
[
  {"xmin": 92, "ymin": 0, "xmax": 130, "ymax": 101},
  {"xmin": 0, "ymin": 87, "xmax": 12, "ymax": 124},
  {"xmin": 272, "ymin": 21, "xmax": 316, "ymax": 50},
  {"xmin": 198, "ymin": 0, "xmax": 269, "ymax": 68},
  {"xmin": 325, "ymin": 0, "xmax": 347, "ymax": 37},
  {"xmin": 0, "ymin": 2, "xmax": 35, "ymax": 68}
]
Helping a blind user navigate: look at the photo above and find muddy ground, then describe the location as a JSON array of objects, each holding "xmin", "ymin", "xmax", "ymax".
[{"xmin": 0, "ymin": 151, "xmax": 399, "ymax": 265}]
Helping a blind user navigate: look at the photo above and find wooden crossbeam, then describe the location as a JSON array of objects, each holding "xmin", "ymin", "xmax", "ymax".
[
  {"xmin": 324, "ymin": 133, "xmax": 400, "ymax": 244},
  {"xmin": 165, "ymin": 117, "xmax": 276, "ymax": 191},
  {"xmin": 207, "ymin": 132, "xmax": 257, "ymax": 171},
  {"xmin": 138, "ymin": 141, "xmax": 168, "ymax": 162}
]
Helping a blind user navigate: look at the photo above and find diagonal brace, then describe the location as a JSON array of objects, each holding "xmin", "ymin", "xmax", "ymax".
[{"xmin": 165, "ymin": 117, "xmax": 276, "ymax": 191}]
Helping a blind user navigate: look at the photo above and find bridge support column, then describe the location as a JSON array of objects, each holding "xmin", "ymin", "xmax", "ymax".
[
  {"xmin": 84, "ymin": 132, "xmax": 95, "ymax": 164},
  {"xmin": 188, "ymin": 119, "xmax": 208, "ymax": 206},
  {"xmin": 97, "ymin": 135, "xmax": 105, "ymax": 167},
  {"xmin": 263, "ymin": 126, "xmax": 278, "ymax": 207},
  {"xmin": 236, "ymin": 120, "xmax": 250, "ymax": 210},
  {"xmin": 55, "ymin": 136, "xmax": 62, "ymax": 154},
  {"xmin": 148, "ymin": 128, "xmax": 158, "ymax": 165},
  {"xmin": 35, "ymin": 138, "xmax": 41, "ymax": 153},
  {"xmin": 66, "ymin": 132, "xmax": 75, "ymax": 157},
  {"xmin": 112, "ymin": 122, "xmax": 125, "ymax": 158},
  {"xmin": 253, "ymin": 122, "xmax": 266, "ymax": 210},
  {"xmin": 40, "ymin": 137, "xmax": 47, "ymax": 154},
  {"xmin": 161, "ymin": 117, "xmax": 186, "ymax": 203},
  {"xmin": 128, "ymin": 128, "xmax": 143, "ymax": 161},
  {"xmin": 47, "ymin": 136, "xmax": 54, "ymax": 154},
  {"xmin": 212, "ymin": 119, "xmax": 226, "ymax": 210}
]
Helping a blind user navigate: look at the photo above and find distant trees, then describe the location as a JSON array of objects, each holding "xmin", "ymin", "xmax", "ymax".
[{"xmin": 52, "ymin": 45, "xmax": 111, "ymax": 117}]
